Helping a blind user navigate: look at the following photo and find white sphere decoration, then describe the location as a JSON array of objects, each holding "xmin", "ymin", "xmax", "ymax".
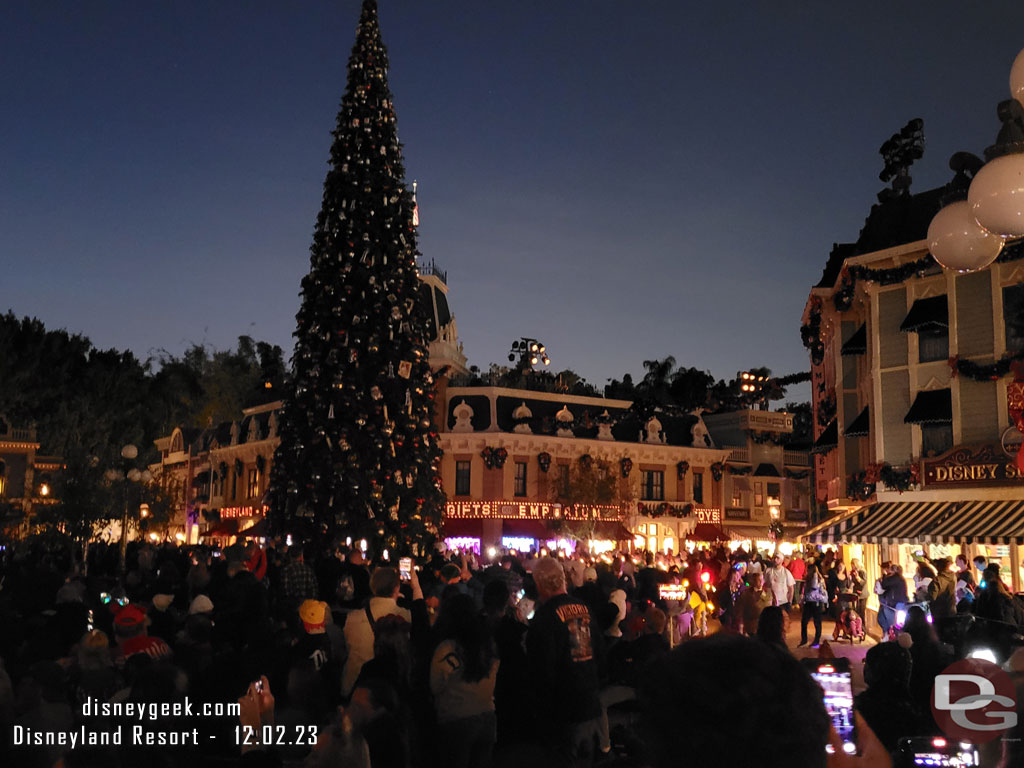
[
  {"xmin": 968, "ymin": 152, "xmax": 1024, "ymax": 238},
  {"xmin": 927, "ymin": 200, "xmax": 1003, "ymax": 272},
  {"xmin": 1011, "ymin": 48, "xmax": 1024, "ymax": 108}
]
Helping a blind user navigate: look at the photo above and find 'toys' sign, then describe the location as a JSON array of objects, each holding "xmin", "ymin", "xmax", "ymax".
[{"xmin": 932, "ymin": 659, "xmax": 1018, "ymax": 743}]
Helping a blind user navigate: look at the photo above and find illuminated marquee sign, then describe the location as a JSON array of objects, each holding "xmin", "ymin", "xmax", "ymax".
[
  {"xmin": 220, "ymin": 505, "xmax": 268, "ymax": 519},
  {"xmin": 444, "ymin": 500, "xmax": 622, "ymax": 521},
  {"xmin": 658, "ymin": 584, "xmax": 688, "ymax": 600},
  {"xmin": 693, "ymin": 507, "xmax": 722, "ymax": 525},
  {"xmin": 923, "ymin": 445, "xmax": 1023, "ymax": 487}
]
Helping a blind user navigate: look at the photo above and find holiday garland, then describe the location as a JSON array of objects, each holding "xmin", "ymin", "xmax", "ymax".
[
  {"xmin": 676, "ymin": 460, "xmax": 690, "ymax": 479},
  {"xmin": 949, "ymin": 351, "xmax": 1024, "ymax": 382},
  {"xmin": 784, "ymin": 468, "xmax": 810, "ymax": 480},
  {"xmin": 727, "ymin": 464, "xmax": 753, "ymax": 476},
  {"xmin": 639, "ymin": 502, "xmax": 693, "ymax": 519},
  {"xmin": 481, "ymin": 446, "xmax": 509, "ymax": 469},
  {"xmin": 710, "ymin": 462, "xmax": 724, "ymax": 482},
  {"xmin": 817, "ymin": 392, "xmax": 837, "ymax": 428},
  {"xmin": 847, "ymin": 461, "xmax": 920, "ymax": 500}
]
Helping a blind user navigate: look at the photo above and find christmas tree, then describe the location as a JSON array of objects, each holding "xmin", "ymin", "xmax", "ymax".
[{"xmin": 269, "ymin": 0, "xmax": 443, "ymax": 554}]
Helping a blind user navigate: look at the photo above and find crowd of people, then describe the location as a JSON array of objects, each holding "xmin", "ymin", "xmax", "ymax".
[{"xmin": 0, "ymin": 533, "xmax": 1022, "ymax": 768}]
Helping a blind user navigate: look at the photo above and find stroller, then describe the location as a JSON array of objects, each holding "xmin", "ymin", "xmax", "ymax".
[{"xmin": 832, "ymin": 592, "xmax": 866, "ymax": 643}]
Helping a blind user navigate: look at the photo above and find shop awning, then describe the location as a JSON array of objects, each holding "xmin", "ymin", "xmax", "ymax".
[
  {"xmin": 754, "ymin": 463, "xmax": 781, "ymax": 477},
  {"xmin": 592, "ymin": 521, "xmax": 634, "ymax": 541},
  {"xmin": 811, "ymin": 420, "xmax": 838, "ymax": 454},
  {"xmin": 921, "ymin": 500, "xmax": 1024, "ymax": 545},
  {"xmin": 904, "ymin": 389, "xmax": 952, "ymax": 425},
  {"xmin": 687, "ymin": 523, "xmax": 729, "ymax": 542},
  {"xmin": 841, "ymin": 324, "xmax": 867, "ymax": 356},
  {"xmin": 800, "ymin": 508, "xmax": 869, "ymax": 545},
  {"xmin": 900, "ymin": 296, "xmax": 948, "ymax": 333},
  {"xmin": 840, "ymin": 501, "xmax": 956, "ymax": 545},
  {"xmin": 501, "ymin": 520, "xmax": 552, "ymax": 540},
  {"xmin": 844, "ymin": 406, "xmax": 871, "ymax": 437},
  {"xmin": 442, "ymin": 518, "xmax": 484, "ymax": 538},
  {"xmin": 238, "ymin": 519, "xmax": 269, "ymax": 538},
  {"xmin": 727, "ymin": 525, "xmax": 771, "ymax": 541},
  {"xmin": 202, "ymin": 519, "xmax": 239, "ymax": 538}
]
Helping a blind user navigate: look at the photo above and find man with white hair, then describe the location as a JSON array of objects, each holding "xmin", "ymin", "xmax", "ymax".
[{"xmin": 526, "ymin": 556, "xmax": 603, "ymax": 765}]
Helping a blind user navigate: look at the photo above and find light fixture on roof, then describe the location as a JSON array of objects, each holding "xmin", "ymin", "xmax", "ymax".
[
  {"xmin": 928, "ymin": 48, "xmax": 1024, "ymax": 272},
  {"xmin": 509, "ymin": 337, "xmax": 551, "ymax": 367}
]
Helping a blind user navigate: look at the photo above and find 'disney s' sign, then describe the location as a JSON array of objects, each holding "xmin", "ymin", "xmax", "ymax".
[{"xmin": 922, "ymin": 444, "xmax": 1024, "ymax": 487}]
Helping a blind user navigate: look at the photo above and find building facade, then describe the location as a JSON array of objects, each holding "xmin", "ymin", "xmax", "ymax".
[
  {"xmin": 801, "ymin": 226, "xmax": 1024, "ymax": 601},
  {"xmin": 0, "ymin": 417, "xmax": 60, "ymax": 535}
]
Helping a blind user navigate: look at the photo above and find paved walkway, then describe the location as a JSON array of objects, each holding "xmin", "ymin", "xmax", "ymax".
[{"xmin": 784, "ymin": 607, "xmax": 876, "ymax": 694}]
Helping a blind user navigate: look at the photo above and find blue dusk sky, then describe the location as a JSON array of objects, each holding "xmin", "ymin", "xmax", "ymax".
[{"xmin": 3, "ymin": 2, "xmax": 1024, "ymax": 402}]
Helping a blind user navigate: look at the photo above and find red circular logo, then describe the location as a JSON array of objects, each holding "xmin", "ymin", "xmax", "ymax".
[{"xmin": 931, "ymin": 658, "xmax": 1018, "ymax": 743}]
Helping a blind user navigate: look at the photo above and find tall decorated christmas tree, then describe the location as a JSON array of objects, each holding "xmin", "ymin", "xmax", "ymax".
[{"xmin": 269, "ymin": 0, "xmax": 443, "ymax": 555}]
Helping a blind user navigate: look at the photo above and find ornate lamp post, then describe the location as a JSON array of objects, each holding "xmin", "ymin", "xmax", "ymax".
[{"xmin": 116, "ymin": 444, "xmax": 152, "ymax": 578}]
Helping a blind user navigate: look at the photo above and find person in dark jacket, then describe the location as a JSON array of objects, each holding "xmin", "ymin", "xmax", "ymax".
[
  {"xmin": 926, "ymin": 558, "xmax": 957, "ymax": 621},
  {"xmin": 526, "ymin": 556, "xmax": 604, "ymax": 766},
  {"xmin": 974, "ymin": 564, "xmax": 1022, "ymax": 629},
  {"xmin": 877, "ymin": 563, "xmax": 909, "ymax": 636},
  {"xmin": 855, "ymin": 642, "xmax": 928, "ymax": 752}
]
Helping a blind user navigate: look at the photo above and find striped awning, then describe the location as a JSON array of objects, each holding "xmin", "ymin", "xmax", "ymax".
[
  {"xmin": 921, "ymin": 500, "xmax": 1024, "ymax": 545},
  {"xmin": 799, "ymin": 507, "xmax": 868, "ymax": 545},
  {"xmin": 841, "ymin": 501, "xmax": 955, "ymax": 545}
]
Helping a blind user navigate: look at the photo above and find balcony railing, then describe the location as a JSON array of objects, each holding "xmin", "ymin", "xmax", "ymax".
[
  {"xmin": 2, "ymin": 427, "xmax": 37, "ymax": 443},
  {"xmin": 728, "ymin": 447, "xmax": 750, "ymax": 463},
  {"xmin": 784, "ymin": 451, "xmax": 810, "ymax": 466}
]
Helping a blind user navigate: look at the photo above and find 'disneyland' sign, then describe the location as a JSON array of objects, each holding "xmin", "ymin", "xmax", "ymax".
[{"xmin": 923, "ymin": 444, "xmax": 1024, "ymax": 487}]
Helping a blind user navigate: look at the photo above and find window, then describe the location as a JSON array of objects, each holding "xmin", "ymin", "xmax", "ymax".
[
  {"xmin": 247, "ymin": 469, "xmax": 260, "ymax": 499},
  {"xmin": 641, "ymin": 470, "xmax": 664, "ymax": 501},
  {"xmin": 637, "ymin": 524, "xmax": 647, "ymax": 535},
  {"xmin": 767, "ymin": 482, "xmax": 780, "ymax": 503},
  {"xmin": 921, "ymin": 423, "xmax": 954, "ymax": 457},
  {"xmin": 514, "ymin": 461, "xmax": 527, "ymax": 497},
  {"xmin": 455, "ymin": 460, "xmax": 471, "ymax": 496},
  {"xmin": 211, "ymin": 471, "xmax": 223, "ymax": 498},
  {"xmin": 754, "ymin": 482, "xmax": 764, "ymax": 507},
  {"xmin": 1005, "ymin": 284, "xmax": 1024, "ymax": 352},
  {"xmin": 0, "ymin": 475, "xmax": 5, "ymax": 497},
  {"xmin": 731, "ymin": 485, "xmax": 742, "ymax": 508},
  {"xmin": 692, "ymin": 472, "xmax": 704, "ymax": 504},
  {"xmin": 918, "ymin": 327, "xmax": 949, "ymax": 363},
  {"xmin": 557, "ymin": 464, "xmax": 570, "ymax": 497}
]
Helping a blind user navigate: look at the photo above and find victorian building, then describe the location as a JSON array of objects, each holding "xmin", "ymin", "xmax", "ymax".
[
  {"xmin": 800, "ymin": 185, "xmax": 1024, "ymax": 605},
  {"xmin": 0, "ymin": 417, "xmax": 60, "ymax": 534}
]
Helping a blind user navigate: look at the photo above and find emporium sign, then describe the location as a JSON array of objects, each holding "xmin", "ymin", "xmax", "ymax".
[
  {"xmin": 923, "ymin": 444, "xmax": 1023, "ymax": 487},
  {"xmin": 444, "ymin": 500, "xmax": 622, "ymax": 521}
]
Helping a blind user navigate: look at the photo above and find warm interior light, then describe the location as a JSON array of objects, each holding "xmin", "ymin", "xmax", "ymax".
[{"xmin": 39, "ymin": 483, "xmax": 50, "ymax": 497}]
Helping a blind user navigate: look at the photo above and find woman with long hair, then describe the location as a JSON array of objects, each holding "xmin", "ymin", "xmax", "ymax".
[
  {"xmin": 799, "ymin": 561, "xmax": 827, "ymax": 648},
  {"xmin": 430, "ymin": 592, "xmax": 500, "ymax": 768}
]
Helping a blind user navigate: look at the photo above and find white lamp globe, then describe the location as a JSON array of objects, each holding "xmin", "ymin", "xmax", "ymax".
[
  {"xmin": 968, "ymin": 153, "xmax": 1024, "ymax": 238},
  {"xmin": 927, "ymin": 200, "xmax": 1004, "ymax": 272},
  {"xmin": 1011, "ymin": 48, "xmax": 1024, "ymax": 108}
]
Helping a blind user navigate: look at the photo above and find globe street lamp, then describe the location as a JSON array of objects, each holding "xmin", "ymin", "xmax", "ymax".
[
  {"xmin": 117, "ymin": 444, "xmax": 152, "ymax": 578},
  {"xmin": 928, "ymin": 49, "xmax": 1024, "ymax": 272}
]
